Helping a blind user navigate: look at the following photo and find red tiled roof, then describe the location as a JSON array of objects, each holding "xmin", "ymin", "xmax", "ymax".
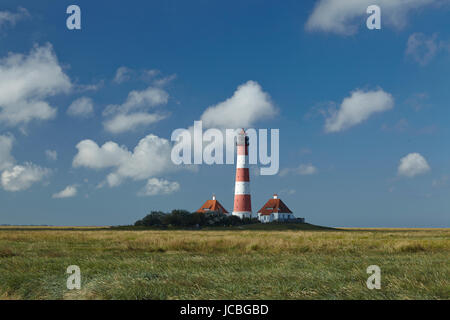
[
  {"xmin": 258, "ymin": 198, "xmax": 293, "ymax": 216},
  {"xmin": 197, "ymin": 199, "xmax": 229, "ymax": 214}
]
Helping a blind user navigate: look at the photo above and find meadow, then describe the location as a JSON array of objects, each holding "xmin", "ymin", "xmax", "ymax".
[{"xmin": 0, "ymin": 225, "xmax": 448, "ymax": 300}]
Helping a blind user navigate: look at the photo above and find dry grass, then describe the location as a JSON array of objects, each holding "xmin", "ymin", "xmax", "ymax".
[
  {"xmin": 0, "ymin": 227, "xmax": 448, "ymax": 300},
  {"xmin": 0, "ymin": 228, "xmax": 446, "ymax": 254}
]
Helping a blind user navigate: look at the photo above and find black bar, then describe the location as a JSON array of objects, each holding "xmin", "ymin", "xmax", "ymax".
[{"xmin": 0, "ymin": 300, "xmax": 447, "ymax": 318}]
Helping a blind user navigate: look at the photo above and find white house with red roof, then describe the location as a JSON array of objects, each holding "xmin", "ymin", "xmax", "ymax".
[
  {"xmin": 196, "ymin": 195, "xmax": 229, "ymax": 215},
  {"xmin": 257, "ymin": 194, "xmax": 297, "ymax": 223}
]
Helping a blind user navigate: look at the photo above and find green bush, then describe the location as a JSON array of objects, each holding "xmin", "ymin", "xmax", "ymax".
[{"xmin": 135, "ymin": 210, "xmax": 260, "ymax": 228}]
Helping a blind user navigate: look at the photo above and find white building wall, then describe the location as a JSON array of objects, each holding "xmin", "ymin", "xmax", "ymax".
[
  {"xmin": 258, "ymin": 212, "xmax": 295, "ymax": 222},
  {"xmin": 258, "ymin": 213, "xmax": 274, "ymax": 223},
  {"xmin": 233, "ymin": 212, "xmax": 252, "ymax": 219}
]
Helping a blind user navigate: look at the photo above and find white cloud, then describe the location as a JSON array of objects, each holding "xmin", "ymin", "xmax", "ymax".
[
  {"xmin": 170, "ymin": 81, "xmax": 277, "ymax": 163},
  {"xmin": 113, "ymin": 66, "xmax": 132, "ymax": 84},
  {"xmin": 52, "ymin": 185, "xmax": 77, "ymax": 198},
  {"xmin": 144, "ymin": 69, "xmax": 160, "ymax": 79},
  {"xmin": 280, "ymin": 163, "xmax": 318, "ymax": 177},
  {"xmin": 306, "ymin": 0, "xmax": 440, "ymax": 35},
  {"xmin": 103, "ymin": 112, "xmax": 167, "ymax": 134},
  {"xmin": 0, "ymin": 7, "xmax": 29, "ymax": 30},
  {"xmin": 1, "ymin": 163, "xmax": 50, "ymax": 191},
  {"xmin": 325, "ymin": 89, "xmax": 394, "ymax": 133},
  {"xmin": 45, "ymin": 149, "xmax": 57, "ymax": 161},
  {"xmin": 0, "ymin": 134, "xmax": 14, "ymax": 171},
  {"xmin": 114, "ymin": 67, "xmax": 165, "ymax": 84},
  {"xmin": 405, "ymin": 33, "xmax": 450, "ymax": 65},
  {"xmin": 77, "ymin": 80, "xmax": 104, "ymax": 92},
  {"xmin": 103, "ymin": 86, "xmax": 169, "ymax": 133},
  {"xmin": 103, "ymin": 87, "xmax": 168, "ymax": 115},
  {"xmin": 200, "ymin": 81, "xmax": 277, "ymax": 129},
  {"xmin": 152, "ymin": 74, "xmax": 177, "ymax": 87},
  {"xmin": 0, "ymin": 44, "xmax": 72, "ymax": 127},
  {"xmin": 73, "ymin": 134, "xmax": 177, "ymax": 187},
  {"xmin": 138, "ymin": 178, "xmax": 180, "ymax": 196},
  {"xmin": 398, "ymin": 153, "xmax": 431, "ymax": 177},
  {"xmin": 72, "ymin": 140, "xmax": 131, "ymax": 170},
  {"xmin": 406, "ymin": 33, "xmax": 438, "ymax": 65},
  {"xmin": 0, "ymin": 134, "xmax": 51, "ymax": 192},
  {"xmin": 67, "ymin": 97, "xmax": 94, "ymax": 118}
]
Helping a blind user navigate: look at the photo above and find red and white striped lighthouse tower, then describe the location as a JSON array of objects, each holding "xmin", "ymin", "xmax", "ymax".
[{"xmin": 232, "ymin": 129, "xmax": 252, "ymax": 219}]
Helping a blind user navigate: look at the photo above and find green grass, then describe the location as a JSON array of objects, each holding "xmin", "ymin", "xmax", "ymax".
[{"xmin": 0, "ymin": 226, "xmax": 448, "ymax": 300}]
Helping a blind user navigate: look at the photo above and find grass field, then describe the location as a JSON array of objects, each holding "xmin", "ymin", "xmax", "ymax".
[{"xmin": 0, "ymin": 224, "xmax": 448, "ymax": 300}]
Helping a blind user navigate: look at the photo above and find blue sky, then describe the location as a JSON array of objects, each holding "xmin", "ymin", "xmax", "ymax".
[{"xmin": 0, "ymin": 0, "xmax": 449, "ymax": 227}]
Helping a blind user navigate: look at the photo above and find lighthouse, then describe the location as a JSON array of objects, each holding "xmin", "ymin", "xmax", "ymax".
[{"xmin": 232, "ymin": 129, "xmax": 252, "ymax": 219}]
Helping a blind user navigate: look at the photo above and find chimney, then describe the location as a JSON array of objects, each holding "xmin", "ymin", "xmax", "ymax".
[
  {"xmin": 273, "ymin": 194, "xmax": 278, "ymax": 199},
  {"xmin": 212, "ymin": 194, "xmax": 216, "ymax": 200}
]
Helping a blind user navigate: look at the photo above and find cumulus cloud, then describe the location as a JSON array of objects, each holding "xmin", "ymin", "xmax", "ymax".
[
  {"xmin": 67, "ymin": 97, "xmax": 94, "ymax": 118},
  {"xmin": 72, "ymin": 140, "xmax": 131, "ymax": 170},
  {"xmin": 103, "ymin": 112, "xmax": 167, "ymax": 134},
  {"xmin": 171, "ymin": 81, "xmax": 278, "ymax": 163},
  {"xmin": 103, "ymin": 86, "xmax": 169, "ymax": 133},
  {"xmin": 0, "ymin": 44, "xmax": 72, "ymax": 127},
  {"xmin": 0, "ymin": 134, "xmax": 51, "ymax": 191},
  {"xmin": 103, "ymin": 87, "xmax": 168, "ymax": 115},
  {"xmin": 0, "ymin": 7, "xmax": 29, "ymax": 30},
  {"xmin": 73, "ymin": 134, "xmax": 177, "ymax": 187},
  {"xmin": 52, "ymin": 185, "xmax": 77, "ymax": 198},
  {"xmin": 45, "ymin": 149, "xmax": 57, "ymax": 161},
  {"xmin": 0, "ymin": 134, "xmax": 14, "ymax": 171},
  {"xmin": 200, "ymin": 81, "xmax": 277, "ymax": 129},
  {"xmin": 325, "ymin": 89, "xmax": 394, "ymax": 133},
  {"xmin": 138, "ymin": 178, "xmax": 180, "ymax": 196},
  {"xmin": 398, "ymin": 153, "xmax": 431, "ymax": 177},
  {"xmin": 306, "ymin": 0, "xmax": 441, "ymax": 35},
  {"xmin": 1, "ymin": 163, "xmax": 50, "ymax": 191},
  {"xmin": 280, "ymin": 164, "xmax": 318, "ymax": 177}
]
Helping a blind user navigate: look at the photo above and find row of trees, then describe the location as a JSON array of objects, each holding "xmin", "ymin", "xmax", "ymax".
[{"xmin": 134, "ymin": 210, "xmax": 259, "ymax": 228}]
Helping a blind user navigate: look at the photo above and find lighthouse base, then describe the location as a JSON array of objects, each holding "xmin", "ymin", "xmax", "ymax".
[{"xmin": 232, "ymin": 211, "xmax": 253, "ymax": 219}]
